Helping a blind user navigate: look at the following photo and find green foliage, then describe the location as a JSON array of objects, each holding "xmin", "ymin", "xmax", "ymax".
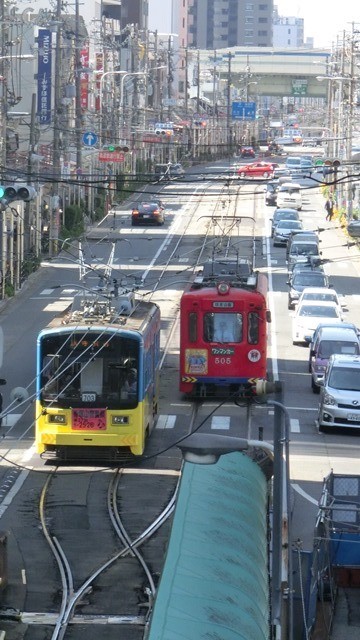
[{"xmin": 63, "ymin": 204, "xmax": 85, "ymax": 237}]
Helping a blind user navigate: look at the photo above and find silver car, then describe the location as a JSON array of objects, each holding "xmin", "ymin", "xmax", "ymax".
[{"xmin": 317, "ymin": 354, "xmax": 360, "ymax": 431}]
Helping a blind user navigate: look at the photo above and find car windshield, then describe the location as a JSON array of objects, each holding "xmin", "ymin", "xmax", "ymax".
[
  {"xmin": 275, "ymin": 212, "xmax": 297, "ymax": 222},
  {"xmin": 290, "ymin": 244, "xmax": 319, "ymax": 256},
  {"xmin": 299, "ymin": 305, "xmax": 338, "ymax": 318},
  {"xmin": 293, "ymin": 274, "xmax": 326, "ymax": 287},
  {"xmin": 303, "ymin": 292, "xmax": 337, "ymax": 302},
  {"xmin": 328, "ymin": 367, "xmax": 360, "ymax": 391},
  {"xmin": 277, "ymin": 220, "xmax": 302, "ymax": 229},
  {"xmin": 319, "ymin": 341, "xmax": 359, "ymax": 359}
]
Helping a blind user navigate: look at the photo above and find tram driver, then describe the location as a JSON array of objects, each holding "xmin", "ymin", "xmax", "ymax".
[{"xmin": 121, "ymin": 368, "xmax": 138, "ymax": 399}]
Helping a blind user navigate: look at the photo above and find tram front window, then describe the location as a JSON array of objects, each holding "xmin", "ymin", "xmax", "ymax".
[
  {"xmin": 40, "ymin": 333, "xmax": 139, "ymax": 408},
  {"xmin": 204, "ymin": 313, "xmax": 242, "ymax": 343}
]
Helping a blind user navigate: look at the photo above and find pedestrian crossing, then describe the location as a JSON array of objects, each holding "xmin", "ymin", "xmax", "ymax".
[{"xmin": 155, "ymin": 411, "xmax": 307, "ymax": 433}]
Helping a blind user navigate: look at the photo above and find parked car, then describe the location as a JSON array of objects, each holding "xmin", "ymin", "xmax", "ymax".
[
  {"xmin": 240, "ymin": 146, "xmax": 256, "ymax": 158},
  {"xmin": 309, "ymin": 325, "xmax": 360, "ymax": 393},
  {"xmin": 270, "ymin": 208, "xmax": 300, "ymax": 236},
  {"xmin": 273, "ymin": 219, "xmax": 304, "ymax": 246},
  {"xmin": 317, "ymin": 355, "xmax": 360, "ymax": 432},
  {"xmin": 237, "ymin": 162, "xmax": 274, "ymax": 179},
  {"xmin": 276, "ymin": 182, "xmax": 302, "ymax": 210},
  {"xmin": 292, "ymin": 300, "xmax": 343, "ymax": 344},
  {"xmin": 131, "ymin": 202, "xmax": 165, "ymax": 226},
  {"xmin": 287, "ymin": 270, "xmax": 331, "ymax": 309}
]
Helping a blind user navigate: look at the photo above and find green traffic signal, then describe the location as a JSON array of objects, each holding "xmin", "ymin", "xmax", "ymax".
[
  {"xmin": 0, "ymin": 184, "xmax": 37, "ymax": 206},
  {"xmin": 108, "ymin": 145, "xmax": 115, "ymax": 152}
]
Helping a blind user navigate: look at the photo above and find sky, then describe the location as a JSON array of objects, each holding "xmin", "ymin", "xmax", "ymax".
[{"xmin": 275, "ymin": 1, "xmax": 359, "ymax": 48}]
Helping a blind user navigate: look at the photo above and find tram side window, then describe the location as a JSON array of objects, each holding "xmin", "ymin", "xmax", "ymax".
[
  {"xmin": 248, "ymin": 312, "xmax": 259, "ymax": 344},
  {"xmin": 189, "ymin": 312, "xmax": 197, "ymax": 343},
  {"xmin": 204, "ymin": 313, "xmax": 242, "ymax": 343}
]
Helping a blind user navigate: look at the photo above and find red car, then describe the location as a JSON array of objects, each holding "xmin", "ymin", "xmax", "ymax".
[
  {"xmin": 240, "ymin": 145, "xmax": 256, "ymax": 158},
  {"xmin": 237, "ymin": 162, "xmax": 274, "ymax": 179}
]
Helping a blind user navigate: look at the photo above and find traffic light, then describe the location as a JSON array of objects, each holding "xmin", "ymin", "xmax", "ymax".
[
  {"xmin": 102, "ymin": 145, "xmax": 129, "ymax": 153},
  {"xmin": 0, "ymin": 185, "xmax": 37, "ymax": 207}
]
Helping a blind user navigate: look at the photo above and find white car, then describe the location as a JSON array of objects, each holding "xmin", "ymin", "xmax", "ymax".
[
  {"xmin": 292, "ymin": 300, "xmax": 343, "ymax": 344},
  {"xmin": 297, "ymin": 287, "xmax": 346, "ymax": 314},
  {"xmin": 276, "ymin": 182, "xmax": 302, "ymax": 210}
]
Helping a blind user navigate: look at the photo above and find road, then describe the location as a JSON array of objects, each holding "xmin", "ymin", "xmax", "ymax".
[{"xmin": 0, "ymin": 160, "xmax": 358, "ymax": 638}]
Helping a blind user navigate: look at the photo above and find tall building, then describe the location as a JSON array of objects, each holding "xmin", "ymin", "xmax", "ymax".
[
  {"xmin": 272, "ymin": 7, "xmax": 304, "ymax": 48},
  {"xmin": 188, "ymin": 0, "xmax": 273, "ymax": 49}
]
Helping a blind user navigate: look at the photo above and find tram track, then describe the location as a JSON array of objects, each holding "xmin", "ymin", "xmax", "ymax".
[{"xmin": 13, "ymin": 464, "xmax": 179, "ymax": 639}]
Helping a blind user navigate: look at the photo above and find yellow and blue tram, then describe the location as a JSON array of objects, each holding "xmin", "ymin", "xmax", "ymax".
[{"xmin": 35, "ymin": 292, "xmax": 160, "ymax": 459}]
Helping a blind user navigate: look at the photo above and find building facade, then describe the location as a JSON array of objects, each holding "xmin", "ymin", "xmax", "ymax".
[
  {"xmin": 188, "ymin": 0, "xmax": 274, "ymax": 49},
  {"xmin": 273, "ymin": 8, "xmax": 304, "ymax": 48}
]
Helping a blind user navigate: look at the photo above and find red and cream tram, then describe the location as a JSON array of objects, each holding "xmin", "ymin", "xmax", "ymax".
[{"xmin": 179, "ymin": 259, "xmax": 270, "ymax": 397}]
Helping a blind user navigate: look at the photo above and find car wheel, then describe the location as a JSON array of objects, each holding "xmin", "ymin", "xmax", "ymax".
[
  {"xmin": 263, "ymin": 172, "xmax": 269, "ymax": 178},
  {"xmin": 239, "ymin": 171, "xmax": 246, "ymax": 178},
  {"xmin": 311, "ymin": 377, "xmax": 320, "ymax": 393},
  {"xmin": 288, "ymin": 299, "xmax": 293, "ymax": 310}
]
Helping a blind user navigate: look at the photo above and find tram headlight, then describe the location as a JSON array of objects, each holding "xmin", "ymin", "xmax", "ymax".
[
  {"xmin": 48, "ymin": 414, "xmax": 67, "ymax": 424},
  {"xmin": 217, "ymin": 282, "xmax": 230, "ymax": 295},
  {"xmin": 112, "ymin": 415, "xmax": 129, "ymax": 425}
]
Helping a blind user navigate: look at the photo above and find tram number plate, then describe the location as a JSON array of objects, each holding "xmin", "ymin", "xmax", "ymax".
[
  {"xmin": 72, "ymin": 408, "xmax": 107, "ymax": 431},
  {"xmin": 347, "ymin": 413, "xmax": 359, "ymax": 421}
]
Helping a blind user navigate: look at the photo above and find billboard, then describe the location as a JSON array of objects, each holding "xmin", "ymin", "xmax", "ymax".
[{"xmin": 37, "ymin": 29, "xmax": 52, "ymax": 124}]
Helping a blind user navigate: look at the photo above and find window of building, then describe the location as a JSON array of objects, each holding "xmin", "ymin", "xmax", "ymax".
[
  {"xmin": 258, "ymin": 30, "xmax": 267, "ymax": 36},
  {"xmin": 245, "ymin": 3, "xmax": 254, "ymax": 10},
  {"xmin": 258, "ymin": 17, "xmax": 268, "ymax": 23},
  {"xmin": 245, "ymin": 29, "xmax": 254, "ymax": 37},
  {"xmin": 245, "ymin": 16, "xmax": 254, "ymax": 23},
  {"xmin": 259, "ymin": 3, "xmax": 267, "ymax": 8}
]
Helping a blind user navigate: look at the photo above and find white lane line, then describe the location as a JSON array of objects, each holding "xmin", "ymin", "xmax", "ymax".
[
  {"xmin": 0, "ymin": 469, "xmax": 30, "ymax": 519},
  {"xmin": 291, "ymin": 483, "xmax": 318, "ymax": 505},
  {"xmin": 211, "ymin": 416, "xmax": 230, "ymax": 430},
  {"xmin": 40, "ymin": 288, "xmax": 55, "ymax": 295},
  {"xmin": 2, "ymin": 413, "xmax": 22, "ymax": 427},
  {"xmin": 290, "ymin": 418, "xmax": 300, "ymax": 433},
  {"xmin": 156, "ymin": 415, "xmax": 176, "ymax": 429},
  {"xmin": 22, "ymin": 569, "xmax": 27, "ymax": 585}
]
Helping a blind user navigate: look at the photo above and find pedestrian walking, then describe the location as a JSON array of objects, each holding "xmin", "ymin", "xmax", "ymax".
[{"xmin": 325, "ymin": 198, "xmax": 334, "ymax": 221}]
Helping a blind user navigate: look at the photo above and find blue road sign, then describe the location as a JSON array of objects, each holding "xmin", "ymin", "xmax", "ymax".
[
  {"xmin": 82, "ymin": 131, "xmax": 98, "ymax": 147},
  {"xmin": 231, "ymin": 101, "xmax": 256, "ymax": 121}
]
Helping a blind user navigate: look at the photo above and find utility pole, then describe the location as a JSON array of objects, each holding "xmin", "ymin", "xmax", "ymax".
[
  {"xmin": 226, "ymin": 52, "xmax": 234, "ymax": 156},
  {"xmin": 49, "ymin": 0, "xmax": 62, "ymax": 258},
  {"xmin": 75, "ymin": 0, "xmax": 82, "ymax": 176},
  {"xmin": 185, "ymin": 48, "xmax": 188, "ymax": 116}
]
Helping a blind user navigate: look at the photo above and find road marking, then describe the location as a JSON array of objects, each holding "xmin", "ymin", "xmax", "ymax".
[
  {"xmin": 2, "ymin": 413, "xmax": 22, "ymax": 427},
  {"xmin": 211, "ymin": 416, "xmax": 230, "ymax": 430},
  {"xmin": 22, "ymin": 569, "xmax": 26, "ymax": 585},
  {"xmin": 291, "ymin": 483, "xmax": 318, "ymax": 505},
  {"xmin": 40, "ymin": 288, "xmax": 55, "ymax": 295},
  {"xmin": 290, "ymin": 418, "xmax": 300, "ymax": 433},
  {"xmin": 156, "ymin": 415, "xmax": 176, "ymax": 429}
]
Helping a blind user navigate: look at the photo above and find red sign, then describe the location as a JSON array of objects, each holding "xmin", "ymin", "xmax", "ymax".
[
  {"xmin": 80, "ymin": 45, "xmax": 89, "ymax": 109},
  {"xmin": 99, "ymin": 151, "xmax": 125, "ymax": 162},
  {"xmin": 95, "ymin": 52, "xmax": 103, "ymax": 112}
]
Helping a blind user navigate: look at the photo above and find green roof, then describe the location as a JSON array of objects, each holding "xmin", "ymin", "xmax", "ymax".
[{"xmin": 148, "ymin": 451, "xmax": 270, "ymax": 640}]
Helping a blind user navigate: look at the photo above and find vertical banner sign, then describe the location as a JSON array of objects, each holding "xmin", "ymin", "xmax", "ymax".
[
  {"xmin": 95, "ymin": 52, "xmax": 103, "ymax": 112},
  {"xmin": 37, "ymin": 29, "xmax": 52, "ymax": 124},
  {"xmin": 80, "ymin": 45, "xmax": 89, "ymax": 110}
]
